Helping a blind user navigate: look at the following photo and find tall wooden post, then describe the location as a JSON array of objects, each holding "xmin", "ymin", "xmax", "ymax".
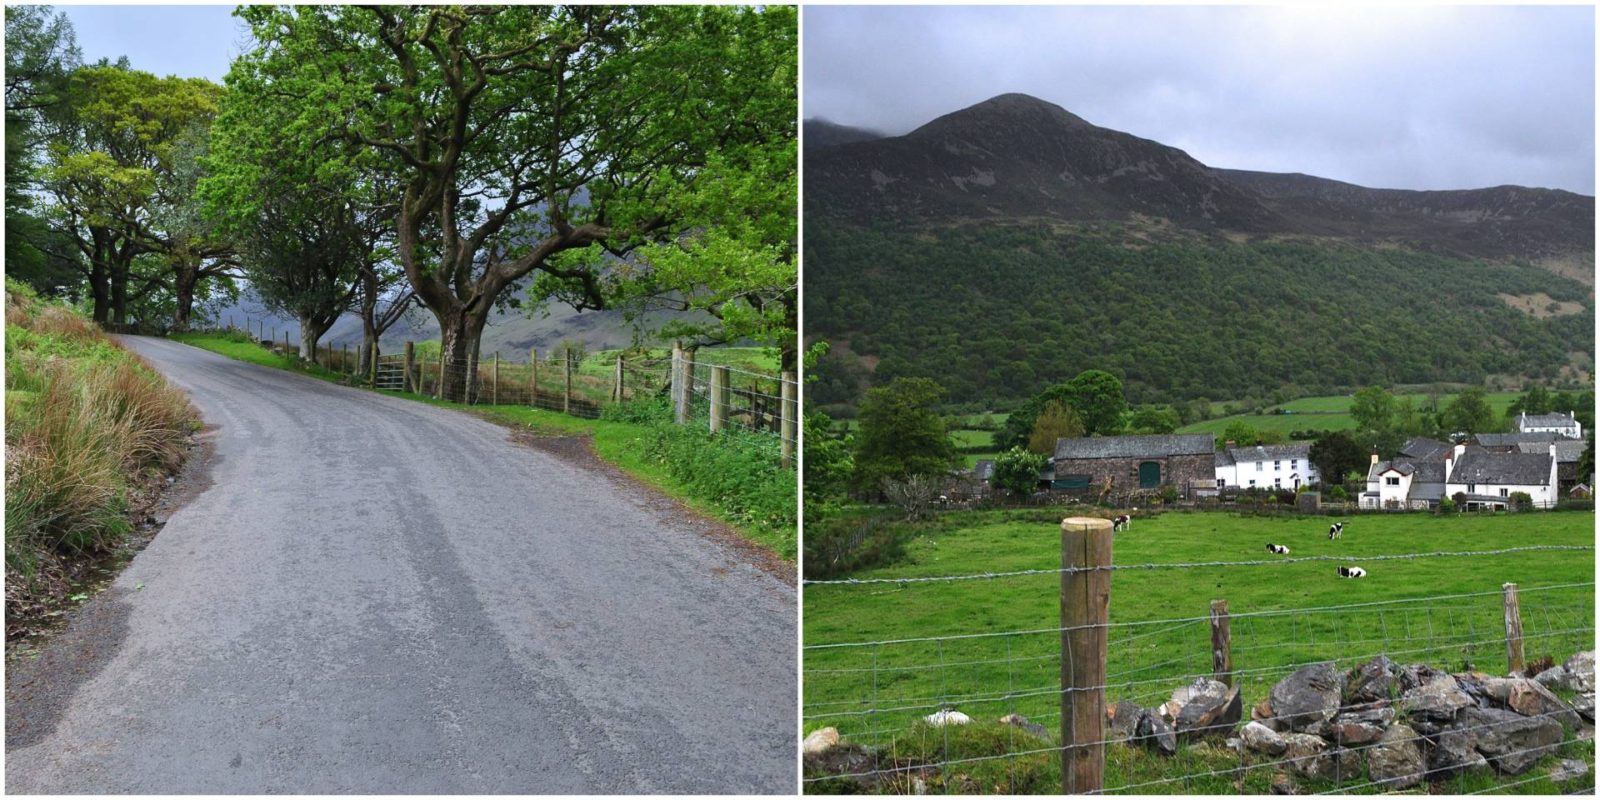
[
  {"xmin": 679, "ymin": 348, "xmax": 697, "ymax": 424},
  {"xmin": 368, "ymin": 341, "xmax": 379, "ymax": 386},
  {"xmin": 671, "ymin": 342, "xmax": 686, "ymax": 424},
  {"xmin": 492, "ymin": 352, "xmax": 500, "ymax": 405},
  {"xmin": 529, "ymin": 348, "xmax": 539, "ymax": 406},
  {"xmin": 436, "ymin": 353, "xmax": 445, "ymax": 400},
  {"xmin": 710, "ymin": 365, "xmax": 730, "ymax": 433},
  {"xmin": 1503, "ymin": 583, "xmax": 1525, "ymax": 675},
  {"xmin": 614, "ymin": 355, "xmax": 625, "ymax": 402},
  {"xmin": 1210, "ymin": 599, "xmax": 1233, "ymax": 688},
  {"xmin": 403, "ymin": 341, "xmax": 416, "ymax": 393},
  {"xmin": 1061, "ymin": 516, "xmax": 1112, "ymax": 795},
  {"xmin": 781, "ymin": 371, "xmax": 797, "ymax": 470},
  {"xmin": 563, "ymin": 352, "xmax": 573, "ymax": 414}
]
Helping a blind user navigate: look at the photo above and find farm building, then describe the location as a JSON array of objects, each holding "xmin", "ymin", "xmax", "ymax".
[
  {"xmin": 1362, "ymin": 442, "xmax": 1559, "ymax": 510},
  {"xmin": 1515, "ymin": 410, "xmax": 1583, "ymax": 439},
  {"xmin": 1214, "ymin": 442, "xmax": 1320, "ymax": 490},
  {"xmin": 1475, "ymin": 432, "xmax": 1587, "ymax": 494},
  {"xmin": 1050, "ymin": 434, "xmax": 1214, "ymax": 497}
]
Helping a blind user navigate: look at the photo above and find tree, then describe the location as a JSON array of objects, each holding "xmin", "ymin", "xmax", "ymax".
[
  {"xmin": 1027, "ymin": 400, "xmax": 1083, "ymax": 455},
  {"xmin": 1128, "ymin": 405, "xmax": 1180, "ymax": 435},
  {"xmin": 1309, "ymin": 431, "xmax": 1367, "ymax": 488},
  {"xmin": 1350, "ymin": 386, "xmax": 1396, "ymax": 433},
  {"xmin": 1508, "ymin": 384, "xmax": 1553, "ymax": 418},
  {"xmin": 853, "ymin": 378, "xmax": 957, "ymax": 494},
  {"xmin": 992, "ymin": 446, "xmax": 1047, "ymax": 496},
  {"xmin": 1221, "ymin": 420, "xmax": 1257, "ymax": 447},
  {"xmin": 5, "ymin": 5, "xmax": 82, "ymax": 297},
  {"xmin": 1443, "ymin": 388, "xmax": 1497, "ymax": 435},
  {"xmin": 997, "ymin": 368, "xmax": 1127, "ymax": 449},
  {"xmin": 803, "ymin": 410, "xmax": 854, "ymax": 505},
  {"xmin": 233, "ymin": 5, "xmax": 796, "ymax": 401}
]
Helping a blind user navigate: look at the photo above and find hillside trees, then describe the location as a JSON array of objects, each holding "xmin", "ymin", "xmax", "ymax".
[
  {"xmin": 232, "ymin": 5, "xmax": 797, "ymax": 401},
  {"xmin": 997, "ymin": 369, "xmax": 1128, "ymax": 450},
  {"xmin": 853, "ymin": 378, "xmax": 957, "ymax": 493},
  {"xmin": 1026, "ymin": 400, "xmax": 1083, "ymax": 455}
]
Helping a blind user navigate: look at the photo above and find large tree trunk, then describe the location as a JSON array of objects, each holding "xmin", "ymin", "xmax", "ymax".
[
  {"xmin": 356, "ymin": 269, "xmax": 378, "ymax": 378},
  {"xmin": 436, "ymin": 308, "xmax": 490, "ymax": 404},
  {"xmin": 110, "ymin": 257, "xmax": 129, "ymax": 329},
  {"xmin": 88, "ymin": 258, "xmax": 110, "ymax": 325},
  {"xmin": 172, "ymin": 261, "xmax": 198, "ymax": 332},
  {"xmin": 298, "ymin": 314, "xmax": 331, "ymax": 364}
]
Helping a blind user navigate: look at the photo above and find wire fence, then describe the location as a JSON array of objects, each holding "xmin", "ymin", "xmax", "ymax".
[{"xmin": 803, "ymin": 527, "xmax": 1596, "ymax": 795}]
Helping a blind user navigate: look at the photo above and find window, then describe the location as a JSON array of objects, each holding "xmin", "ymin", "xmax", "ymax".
[
  {"xmin": 1386, "ymin": 477, "xmax": 1400, "ymax": 486},
  {"xmin": 1500, "ymin": 488, "xmax": 1509, "ymax": 498},
  {"xmin": 1274, "ymin": 460, "xmax": 1281, "ymax": 470},
  {"xmin": 1274, "ymin": 478, "xmax": 1282, "ymax": 487},
  {"xmin": 1256, "ymin": 462, "xmax": 1263, "ymax": 472},
  {"xmin": 1218, "ymin": 478, "xmax": 1226, "ymax": 487},
  {"xmin": 1249, "ymin": 480, "xmax": 1256, "ymax": 486},
  {"xmin": 1291, "ymin": 459, "xmax": 1298, "ymax": 469},
  {"xmin": 1468, "ymin": 483, "xmax": 1476, "ymax": 493}
]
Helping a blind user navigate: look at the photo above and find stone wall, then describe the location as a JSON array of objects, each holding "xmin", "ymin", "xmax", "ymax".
[{"xmin": 1052, "ymin": 452, "xmax": 1214, "ymax": 497}]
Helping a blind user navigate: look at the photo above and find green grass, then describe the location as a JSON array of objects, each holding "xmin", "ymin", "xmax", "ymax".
[
  {"xmin": 1179, "ymin": 392, "xmax": 1523, "ymax": 437},
  {"xmin": 803, "ymin": 510, "xmax": 1594, "ymax": 793},
  {"xmin": 170, "ymin": 333, "xmax": 795, "ymax": 561}
]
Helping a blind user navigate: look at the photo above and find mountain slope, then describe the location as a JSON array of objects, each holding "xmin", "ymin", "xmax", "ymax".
[{"xmin": 804, "ymin": 94, "xmax": 1595, "ymax": 409}]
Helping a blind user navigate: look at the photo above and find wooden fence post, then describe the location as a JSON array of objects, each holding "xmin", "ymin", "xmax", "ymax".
[
  {"xmin": 710, "ymin": 365, "xmax": 730, "ymax": 433},
  {"xmin": 368, "ymin": 341, "xmax": 379, "ymax": 386},
  {"xmin": 436, "ymin": 354, "xmax": 445, "ymax": 400},
  {"xmin": 1061, "ymin": 516, "xmax": 1112, "ymax": 795},
  {"xmin": 1211, "ymin": 599, "xmax": 1233, "ymax": 688},
  {"xmin": 1504, "ymin": 583, "xmax": 1525, "ymax": 675},
  {"xmin": 614, "ymin": 355, "xmax": 625, "ymax": 402},
  {"xmin": 563, "ymin": 352, "xmax": 573, "ymax": 414},
  {"xmin": 781, "ymin": 371, "xmax": 796, "ymax": 470},
  {"xmin": 403, "ymin": 341, "xmax": 416, "ymax": 393},
  {"xmin": 491, "ymin": 351, "xmax": 500, "ymax": 405},
  {"xmin": 679, "ymin": 348, "xmax": 697, "ymax": 423},
  {"xmin": 671, "ymin": 342, "xmax": 686, "ymax": 424}
]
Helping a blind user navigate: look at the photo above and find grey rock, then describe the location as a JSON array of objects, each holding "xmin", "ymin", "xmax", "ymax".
[
  {"xmin": 1175, "ymin": 684, "xmax": 1242, "ymax": 741},
  {"xmin": 1269, "ymin": 662, "xmax": 1344, "ymax": 732},
  {"xmin": 1268, "ymin": 771, "xmax": 1298, "ymax": 795},
  {"xmin": 1105, "ymin": 700, "xmax": 1143, "ymax": 742},
  {"xmin": 1461, "ymin": 706, "xmax": 1564, "ymax": 775},
  {"xmin": 802, "ymin": 727, "xmax": 839, "ymax": 755},
  {"xmin": 1344, "ymin": 655, "xmax": 1401, "ymax": 704},
  {"xmin": 1400, "ymin": 674, "xmax": 1474, "ymax": 732},
  {"xmin": 1429, "ymin": 729, "xmax": 1490, "ymax": 778},
  {"xmin": 1573, "ymin": 692, "xmax": 1594, "ymax": 723},
  {"xmin": 998, "ymin": 713, "xmax": 1051, "ymax": 742},
  {"xmin": 1549, "ymin": 758, "xmax": 1589, "ymax": 783},
  {"xmin": 1366, "ymin": 723, "xmax": 1425, "ymax": 790},
  {"xmin": 1534, "ymin": 665, "xmax": 1573, "ymax": 692},
  {"xmin": 1328, "ymin": 718, "xmax": 1386, "ymax": 746},
  {"xmin": 1134, "ymin": 709, "xmax": 1177, "ymax": 756},
  {"xmin": 1241, "ymin": 720, "xmax": 1287, "ymax": 756},
  {"xmin": 1281, "ymin": 733, "xmax": 1362, "ymax": 782},
  {"xmin": 1479, "ymin": 677, "xmax": 1580, "ymax": 729},
  {"xmin": 1398, "ymin": 663, "xmax": 1440, "ymax": 694},
  {"xmin": 1564, "ymin": 651, "xmax": 1595, "ymax": 692}
]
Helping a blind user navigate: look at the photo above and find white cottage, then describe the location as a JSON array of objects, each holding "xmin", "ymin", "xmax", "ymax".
[
  {"xmin": 1214, "ymin": 443, "xmax": 1319, "ymax": 490},
  {"xmin": 1444, "ymin": 445, "xmax": 1560, "ymax": 510},
  {"xmin": 1517, "ymin": 411, "xmax": 1583, "ymax": 440}
]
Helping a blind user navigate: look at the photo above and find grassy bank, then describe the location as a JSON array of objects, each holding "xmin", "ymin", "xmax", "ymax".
[
  {"xmin": 5, "ymin": 282, "xmax": 197, "ymax": 636},
  {"xmin": 1178, "ymin": 391, "xmax": 1522, "ymax": 437},
  {"xmin": 171, "ymin": 332, "xmax": 796, "ymax": 561}
]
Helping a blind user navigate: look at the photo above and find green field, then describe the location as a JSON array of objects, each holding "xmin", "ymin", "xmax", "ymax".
[
  {"xmin": 1178, "ymin": 392, "xmax": 1523, "ymax": 439},
  {"xmin": 803, "ymin": 510, "xmax": 1594, "ymax": 793}
]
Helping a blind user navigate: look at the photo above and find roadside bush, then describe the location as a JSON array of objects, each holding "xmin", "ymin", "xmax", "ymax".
[{"xmin": 802, "ymin": 512, "xmax": 907, "ymax": 580}]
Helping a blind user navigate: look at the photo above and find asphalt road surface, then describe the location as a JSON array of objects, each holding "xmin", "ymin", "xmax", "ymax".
[{"xmin": 6, "ymin": 336, "xmax": 796, "ymax": 794}]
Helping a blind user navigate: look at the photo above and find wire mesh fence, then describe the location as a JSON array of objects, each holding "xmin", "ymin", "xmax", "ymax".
[{"xmin": 802, "ymin": 527, "xmax": 1596, "ymax": 795}]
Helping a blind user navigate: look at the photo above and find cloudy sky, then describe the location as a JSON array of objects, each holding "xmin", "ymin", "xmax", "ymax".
[
  {"xmin": 57, "ymin": 5, "xmax": 241, "ymax": 82},
  {"xmin": 805, "ymin": 5, "xmax": 1596, "ymax": 195}
]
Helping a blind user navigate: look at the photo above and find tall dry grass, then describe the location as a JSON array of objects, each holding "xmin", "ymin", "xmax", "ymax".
[{"xmin": 5, "ymin": 283, "xmax": 195, "ymax": 627}]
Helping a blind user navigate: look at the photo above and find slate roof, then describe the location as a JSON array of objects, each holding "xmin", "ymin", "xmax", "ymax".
[
  {"xmin": 1367, "ymin": 460, "xmax": 1416, "ymax": 481},
  {"xmin": 1215, "ymin": 451, "xmax": 1234, "ymax": 469},
  {"xmin": 1054, "ymin": 434, "xmax": 1215, "ymax": 461},
  {"xmin": 1399, "ymin": 437, "xmax": 1453, "ymax": 460},
  {"xmin": 1408, "ymin": 460, "xmax": 1449, "ymax": 484},
  {"xmin": 972, "ymin": 460, "xmax": 995, "ymax": 482},
  {"xmin": 1226, "ymin": 443, "xmax": 1311, "ymax": 464},
  {"xmin": 1447, "ymin": 449, "xmax": 1554, "ymax": 487},
  {"xmin": 1516, "ymin": 440, "xmax": 1586, "ymax": 463},
  {"xmin": 1519, "ymin": 412, "xmax": 1579, "ymax": 430},
  {"xmin": 1476, "ymin": 432, "xmax": 1559, "ymax": 448}
]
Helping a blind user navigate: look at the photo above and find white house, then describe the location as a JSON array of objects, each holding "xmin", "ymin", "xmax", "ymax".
[
  {"xmin": 1444, "ymin": 444, "xmax": 1560, "ymax": 510},
  {"xmin": 1517, "ymin": 411, "xmax": 1583, "ymax": 440},
  {"xmin": 1214, "ymin": 443, "xmax": 1319, "ymax": 490}
]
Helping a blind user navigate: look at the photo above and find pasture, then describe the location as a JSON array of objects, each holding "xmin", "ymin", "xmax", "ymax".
[
  {"xmin": 1178, "ymin": 391, "xmax": 1522, "ymax": 438},
  {"xmin": 803, "ymin": 509, "xmax": 1594, "ymax": 792}
]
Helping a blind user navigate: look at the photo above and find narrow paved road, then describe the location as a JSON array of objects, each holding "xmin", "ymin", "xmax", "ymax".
[{"xmin": 6, "ymin": 337, "xmax": 796, "ymax": 794}]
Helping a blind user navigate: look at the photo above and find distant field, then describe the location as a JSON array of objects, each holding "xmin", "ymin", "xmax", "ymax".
[
  {"xmin": 804, "ymin": 511, "xmax": 1594, "ymax": 749},
  {"xmin": 1178, "ymin": 391, "xmax": 1523, "ymax": 438}
]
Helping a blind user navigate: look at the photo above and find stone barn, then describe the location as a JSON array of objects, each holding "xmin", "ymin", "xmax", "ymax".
[{"xmin": 1050, "ymin": 434, "xmax": 1217, "ymax": 498}]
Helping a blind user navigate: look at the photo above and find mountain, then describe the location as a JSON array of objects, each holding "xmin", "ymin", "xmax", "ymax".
[
  {"xmin": 804, "ymin": 119, "xmax": 886, "ymax": 149},
  {"xmin": 804, "ymin": 94, "xmax": 1595, "ymax": 410}
]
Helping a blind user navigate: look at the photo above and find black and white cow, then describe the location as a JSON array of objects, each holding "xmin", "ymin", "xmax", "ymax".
[
  {"xmin": 1113, "ymin": 515, "xmax": 1131, "ymax": 532},
  {"xmin": 1328, "ymin": 522, "xmax": 1345, "ymax": 540},
  {"xmin": 1337, "ymin": 566, "xmax": 1366, "ymax": 578},
  {"xmin": 1266, "ymin": 543, "xmax": 1290, "ymax": 554}
]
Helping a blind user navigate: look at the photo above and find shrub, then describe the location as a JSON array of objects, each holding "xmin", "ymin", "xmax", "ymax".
[
  {"xmin": 802, "ymin": 512, "xmax": 907, "ymax": 580},
  {"xmin": 1509, "ymin": 491, "xmax": 1534, "ymax": 512},
  {"xmin": 882, "ymin": 474, "xmax": 941, "ymax": 521},
  {"xmin": 991, "ymin": 446, "xmax": 1047, "ymax": 496},
  {"xmin": 1438, "ymin": 497, "xmax": 1457, "ymax": 514}
]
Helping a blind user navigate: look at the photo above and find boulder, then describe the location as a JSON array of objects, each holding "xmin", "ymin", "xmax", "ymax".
[
  {"xmin": 1534, "ymin": 665, "xmax": 1574, "ymax": 692},
  {"xmin": 1268, "ymin": 771, "xmax": 1299, "ymax": 795},
  {"xmin": 1399, "ymin": 674, "xmax": 1474, "ymax": 733},
  {"xmin": 1344, "ymin": 655, "xmax": 1401, "ymax": 704},
  {"xmin": 1460, "ymin": 706, "xmax": 1564, "ymax": 775},
  {"xmin": 1241, "ymin": 720, "xmax": 1287, "ymax": 756},
  {"xmin": 1564, "ymin": 651, "xmax": 1595, "ymax": 692},
  {"xmin": 1106, "ymin": 700, "xmax": 1144, "ymax": 742},
  {"xmin": 1280, "ymin": 733, "xmax": 1362, "ymax": 781},
  {"xmin": 1251, "ymin": 699, "xmax": 1279, "ymax": 730},
  {"xmin": 924, "ymin": 709, "xmax": 970, "ymax": 727},
  {"xmin": 1269, "ymin": 663, "xmax": 1344, "ymax": 732},
  {"xmin": 1328, "ymin": 718, "xmax": 1386, "ymax": 746},
  {"xmin": 1573, "ymin": 692, "xmax": 1595, "ymax": 723},
  {"xmin": 1366, "ymin": 723, "xmax": 1425, "ymax": 790},
  {"xmin": 1398, "ymin": 663, "xmax": 1440, "ymax": 694},
  {"xmin": 803, "ymin": 727, "xmax": 840, "ymax": 755},
  {"xmin": 1479, "ymin": 677, "xmax": 1580, "ymax": 729},
  {"xmin": 1428, "ymin": 729, "xmax": 1490, "ymax": 778},
  {"xmin": 998, "ymin": 713, "xmax": 1051, "ymax": 742},
  {"xmin": 1133, "ymin": 709, "xmax": 1177, "ymax": 756},
  {"xmin": 1175, "ymin": 684, "xmax": 1242, "ymax": 741},
  {"xmin": 1549, "ymin": 758, "xmax": 1589, "ymax": 784},
  {"xmin": 803, "ymin": 742, "xmax": 887, "ymax": 791}
]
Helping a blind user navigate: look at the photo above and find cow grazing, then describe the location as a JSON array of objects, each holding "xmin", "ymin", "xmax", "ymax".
[
  {"xmin": 1337, "ymin": 566, "xmax": 1367, "ymax": 578},
  {"xmin": 1266, "ymin": 544, "xmax": 1290, "ymax": 554},
  {"xmin": 1328, "ymin": 522, "xmax": 1345, "ymax": 540},
  {"xmin": 1113, "ymin": 515, "xmax": 1131, "ymax": 532}
]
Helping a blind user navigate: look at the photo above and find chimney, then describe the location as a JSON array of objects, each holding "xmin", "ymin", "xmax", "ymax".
[
  {"xmin": 1224, "ymin": 440, "xmax": 1236, "ymax": 450},
  {"xmin": 1370, "ymin": 451, "xmax": 1380, "ymax": 466}
]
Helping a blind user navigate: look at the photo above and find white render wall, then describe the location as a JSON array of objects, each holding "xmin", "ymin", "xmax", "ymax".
[{"xmin": 1215, "ymin": 455, "xmax": 1319, "ymax": 488}]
